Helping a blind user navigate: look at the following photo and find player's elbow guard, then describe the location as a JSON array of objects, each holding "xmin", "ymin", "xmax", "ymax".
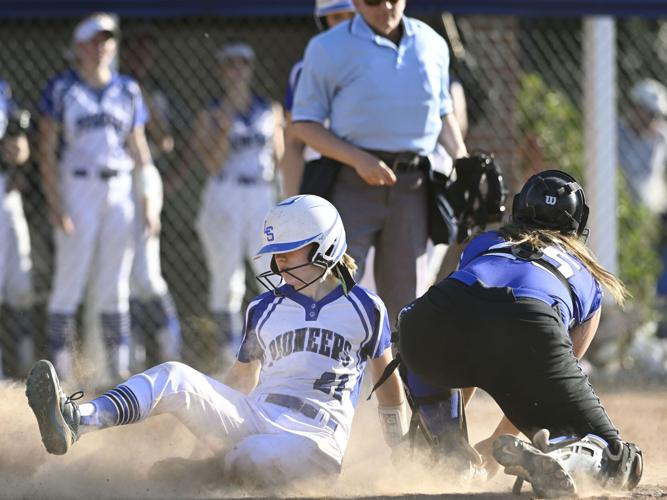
[{"xmin": 378, "ymin": 400, "xmax": 410, "ymax": 448}]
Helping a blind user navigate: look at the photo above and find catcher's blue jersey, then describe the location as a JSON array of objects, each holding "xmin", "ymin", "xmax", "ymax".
[
  {"xmin": 450, "ymin": 231, "xmax": 602, "ymax": 328},
  {"xmin": 238, "ymin": 283, "xmax": 391, "ymax": 454},
  {"xmin": 38, "ymin": 69, "xmax": 148, "ymax": 173}
]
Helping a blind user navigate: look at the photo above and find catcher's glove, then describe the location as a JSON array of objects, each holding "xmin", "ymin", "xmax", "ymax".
[{"xmin": 448, "ymin": 152, "xmax": 508, "ymax": 242}]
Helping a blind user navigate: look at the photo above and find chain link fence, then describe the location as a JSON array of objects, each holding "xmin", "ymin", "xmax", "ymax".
[{"xmin": 0, "ymin": 13, "xmax": 665, "ymax": 381}]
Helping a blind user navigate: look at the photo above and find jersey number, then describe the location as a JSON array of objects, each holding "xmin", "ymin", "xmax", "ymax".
[
  {"xmin": 539, "ymin": 246, "xmax": 581, "ymax": 279},
  {"xmin": 313, "ymin": 372, "xmax": 349, "ymax": 402}
]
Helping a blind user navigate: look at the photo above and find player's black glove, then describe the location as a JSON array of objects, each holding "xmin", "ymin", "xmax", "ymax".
[{"xmin": 448, "ymin": 152, "xmax": 508, "ymax": 243}]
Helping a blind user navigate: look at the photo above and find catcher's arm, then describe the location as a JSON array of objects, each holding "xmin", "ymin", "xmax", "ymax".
[
  {"xmin": 223, "ymin": 359, "xmax": 261, "ymax": 395},
  {"xmin": 570, "ymin": 308, "xmax": 601, "ymax": 359}
]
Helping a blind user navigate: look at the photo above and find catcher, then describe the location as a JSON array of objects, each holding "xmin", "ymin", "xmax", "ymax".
[
  {"xmin": 25, "ymin": 195, "xmax": 408, "ymax": 487},
  {"xmin": 397, "ymin": 169, "xmax": 643, "ymax": 497}
]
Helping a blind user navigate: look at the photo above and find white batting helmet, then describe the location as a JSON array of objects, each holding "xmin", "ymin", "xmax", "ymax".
[
  {"xmin": 255, "ymin": 195, "xmax": 347, "ymax": 269},
  {"xmin": 630, "ymin": 79, "xmax": 667, "ymax": 116},
  {"xmin": 315, "ymin": 0, "xmax": 355, "ymax": 17}
]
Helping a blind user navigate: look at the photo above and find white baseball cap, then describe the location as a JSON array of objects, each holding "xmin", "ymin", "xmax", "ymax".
[
  {"xmin": 315, "ymin": 0, "xmax": 355, "ymax": 17},
  {"xmin": 216, "ymin": 42, "xmax": 255, "ymax": 62},
  {"xmin": 73, "ymin": 13, "xmax": 119, "ymax": 44},
  {"xmin": 630, "ymin": 79, "xmax": 667, "ymax": 116}
]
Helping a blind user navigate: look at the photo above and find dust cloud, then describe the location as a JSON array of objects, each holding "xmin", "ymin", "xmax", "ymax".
[{"xmin": 1, "ymin": 377, "xmax": 664, "ymax": 499}]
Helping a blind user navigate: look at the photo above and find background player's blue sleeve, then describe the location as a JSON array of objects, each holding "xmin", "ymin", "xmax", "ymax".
[
  {"xmin": 126, "ymin": 78, "xmax": 149, "ymax": 128},
  {"xmin": 283, "ymin": 60, "xmax": 303, "ymax": 113},
  {"xmin": 38, "ymin": 76, "xmax": 64, "ymax": 121},
  {"xmin": 0, "ymin": 80, "xmax": 10, "ymax": 139}
]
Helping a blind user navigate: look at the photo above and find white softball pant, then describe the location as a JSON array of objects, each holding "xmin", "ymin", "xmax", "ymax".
[
  {"xmin": 0, "ymin": 179, "xmax": 33, "ymax": 308},
  {"xmin": 122, "ymin": 362, "xmax": 341, "ymax": 482},
  {"xmin": 196, "ymin": 178, "xmax": 274, "ymax": 313},
  {"xmin": 48, "ymin": 172, "xmax": 135, "ymax": 314}
]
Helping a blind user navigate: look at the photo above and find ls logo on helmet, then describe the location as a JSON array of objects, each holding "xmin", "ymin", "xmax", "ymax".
[
  {"xmin": 545, "ymin": 195, "xmax": 557, "ymax": 205},
  {"xmin": 264, "ymin": 225, "xmax": 275, "ymax": 242}
]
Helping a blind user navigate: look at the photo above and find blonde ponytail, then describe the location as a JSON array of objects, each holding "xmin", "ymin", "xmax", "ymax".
[{"xmin": 500, "ymin": 224, "xmax": 630, "ymax": 305}]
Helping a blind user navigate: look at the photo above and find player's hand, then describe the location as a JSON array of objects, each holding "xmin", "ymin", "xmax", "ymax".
[
  {"xmin": 1, "ymin": 135, "xmax": 30, "ymax": 166},
  {"xmin": 474, "ymin": 435, "xmax": 501, "ymax": 478},
  {"xmin": 49, "ymin": 211, "xmax": 75, "ymax": 235},
  {"xmin": 354, "ymin": 153, "xmax": 397, "ymax": 187},
  {"xmin": 212, "ymin": 103, "xmax": 234, "ymax": 135}
]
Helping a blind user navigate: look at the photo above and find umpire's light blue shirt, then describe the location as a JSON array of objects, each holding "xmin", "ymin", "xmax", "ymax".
[{"xmin": 292, "ymin": 14, "xmax": 453, "ymax": 156}]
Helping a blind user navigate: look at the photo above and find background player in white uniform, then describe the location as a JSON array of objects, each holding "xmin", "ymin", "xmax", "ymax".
[
  {"xmin": 123, "ymin": 31, "xmax": 182, "ymax": 366},
  {"xmin": 192, "ymin": 42, "xmax": 282, "ymax": 360},
  {"xmin": 0, "ymin": 81, "xmax": 34, "ymax": 378},
  {"xmin": 130, "ymin": 164, "xmax": 181, "ymax": 365},
  {"xmin": 38, "ymin": 13, "xmax": 159, "ymax": 381},
  {"xmin": 26, "ymin": 195, "xmax": 408, "ymax": 486}
]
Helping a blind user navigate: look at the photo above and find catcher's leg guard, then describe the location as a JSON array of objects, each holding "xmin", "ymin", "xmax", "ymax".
[{"xmin": 404, "ymin": 371, "xmax": 482, "ymax": 475}]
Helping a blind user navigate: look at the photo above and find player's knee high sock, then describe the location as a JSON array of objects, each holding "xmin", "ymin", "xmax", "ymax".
[
  {"xmin": 5, "ymin": 306, "xmax": 34, "ymax": 375},
  {"xmin": 79, "ymin": 384, "xmax": 142, "ymax": 432},
  {"xmin": 101, "ymin": 312, "xmax": 131, "ymax": 380},
  {"xmin": 48, "ymin": 312, "xmax": 76, "ymax": 380},
  {"xmin": 158, "ymin": 292, "xmax": 181, "ymax": 359}
]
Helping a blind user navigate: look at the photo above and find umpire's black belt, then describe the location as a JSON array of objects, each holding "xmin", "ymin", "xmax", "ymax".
[
  {"xmin": 364, "ymin": 149, "xmax": 427, "ymax": 173},
  {"xmin": 72, "ymin": 168, "xmax": 121, "ymax": 180},
  {"xmin": 265, "ymin": 393, "xmax": 338, "ymax": 431}
]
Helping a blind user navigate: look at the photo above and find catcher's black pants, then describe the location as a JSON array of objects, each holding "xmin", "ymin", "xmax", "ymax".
[{"xmin": 398, "ymin": 278, "xmax": 620, "ymax": 444}]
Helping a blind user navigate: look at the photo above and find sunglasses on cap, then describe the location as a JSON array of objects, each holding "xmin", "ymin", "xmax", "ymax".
[{"xmin": 363, "ymin": 0, "xmax": 400, "ymax": 5}]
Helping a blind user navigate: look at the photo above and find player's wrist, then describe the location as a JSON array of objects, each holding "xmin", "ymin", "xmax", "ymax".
[{"xmin": 378, "ymin": 400, "xmax": 410, "ymax": 448}]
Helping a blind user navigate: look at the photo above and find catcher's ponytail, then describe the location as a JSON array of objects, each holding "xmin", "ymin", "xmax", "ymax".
[{"xmin": 500, "ymin": 224, "xmax": 629, "ymax": 305}]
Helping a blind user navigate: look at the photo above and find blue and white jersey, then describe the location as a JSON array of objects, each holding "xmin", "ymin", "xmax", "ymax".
[
  {"xmin": 211, "ymin": 94, "xmax": 275, "ymax": 181},
  {"xmin": 450, "ymin": 231, "xmax": 602, "ymax": 328},
  {"xmin": 0, "ymin": 80, "xmax": 10, "ymax": 140},
  {"xmin": 238, "ymin": 283, "xmax": 391, "ymax": 451},
  {"xmin": 38, "ymin": 69, "xmax": 148, "ymax": 173},
  {"xmin": 284, "ymin": 60, "xmax": 304, "ymax": 113}
]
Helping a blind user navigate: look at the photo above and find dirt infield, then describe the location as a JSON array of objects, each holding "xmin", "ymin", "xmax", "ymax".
[{"xmin": 1, "ymin": 379, "xmax": 665, "ymax": 499}]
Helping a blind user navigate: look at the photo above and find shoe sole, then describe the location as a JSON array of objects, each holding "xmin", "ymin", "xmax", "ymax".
[
  {"xmin": 26, "ymin": 360, "xmax": 71, "ymax": 455},
  {"xmin": 493, "ymin": 434, "xmax": 576, "ymax": 498}
]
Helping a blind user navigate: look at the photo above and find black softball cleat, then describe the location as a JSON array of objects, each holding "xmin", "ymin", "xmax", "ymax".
[
  {"xmin": 493, "ymin": 433, "xmax": 576, "ymax": 498},
  {"xmin": 26, "ymin": 359, "xmax": 82, "ymax": 455}
]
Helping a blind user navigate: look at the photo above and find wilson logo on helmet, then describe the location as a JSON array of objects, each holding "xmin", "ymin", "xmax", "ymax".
[{"xmin": 545, "ymin": 195, "xmax": 557, "ymax": 205}]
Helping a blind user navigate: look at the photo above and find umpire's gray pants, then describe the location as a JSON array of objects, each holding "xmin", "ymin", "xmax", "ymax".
[{"xmin": 332, "ymin": 166, "xmax": 429, "ymax": 326}]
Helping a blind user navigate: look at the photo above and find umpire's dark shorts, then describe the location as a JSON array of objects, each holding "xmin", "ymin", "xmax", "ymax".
[{"xmin": 398, "ymin": 278, "xmax": 620, "ymax": 444}]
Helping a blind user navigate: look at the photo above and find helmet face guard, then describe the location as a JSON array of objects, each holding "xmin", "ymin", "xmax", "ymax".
[
  {"xmin": 512, "ymin": 170, "xmax": 589, "ymax": 236},
  {"xmin": 255, "ymin": 249, "xmax": 330, "ymax": 294}
]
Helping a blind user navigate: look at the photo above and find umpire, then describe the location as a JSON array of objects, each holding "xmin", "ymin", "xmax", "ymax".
[{"xmin": 292, "ymin": 0, "xmax": 467, "ymax": 323}]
